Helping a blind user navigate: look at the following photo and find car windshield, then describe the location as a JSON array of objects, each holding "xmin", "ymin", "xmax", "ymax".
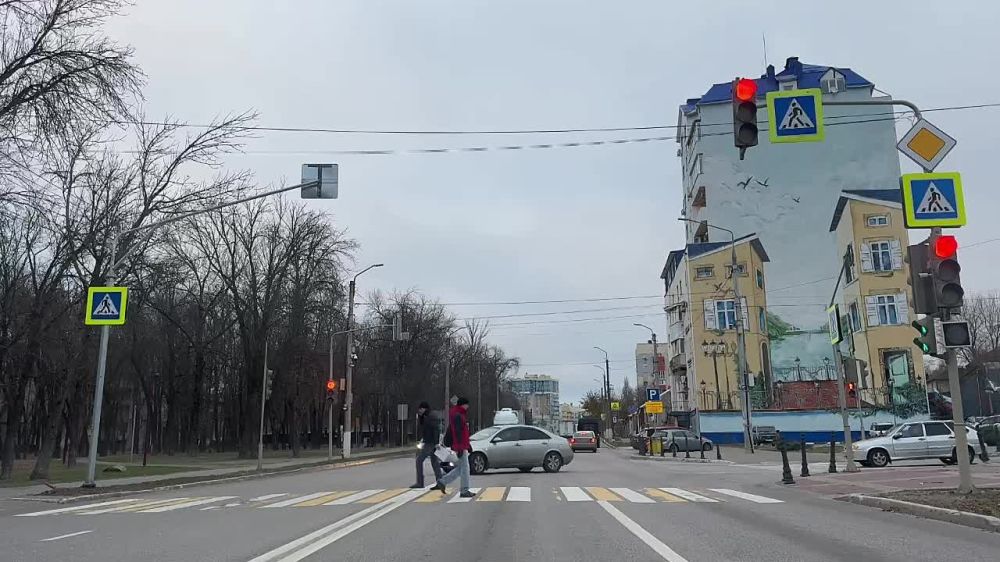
[{"xmin": 470, "ymin": 427, "xmax": 502, "ymax": 441}]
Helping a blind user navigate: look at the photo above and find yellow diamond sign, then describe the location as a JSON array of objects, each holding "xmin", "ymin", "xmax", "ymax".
[{"xmin": 897, "ymin": 118, "xmax": 956, "ymax": 171}]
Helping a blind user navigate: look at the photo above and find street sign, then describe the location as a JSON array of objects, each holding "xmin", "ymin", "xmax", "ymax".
[
  {"xmin": 900, "ymin": 172, "xmax": 966, "ymax": 228},
  {"xmin": 897, "ymin": 118, "xmax": 956, "ymax": 172},
  {"xmin": 397, "ymin": 403, "xmax": 408, "ymax": 421},
  {"xmin": 610, "ymin": 401, "xmax": 621, "ymax": 411},
  {"xmin": 645, "ymin": 388, "xmax": 660, "ymax": 402},
  {"xmin": 644, "ymin": 401, "xmax": 664, "ymax": 414},
  {"xmin": 85, "ymin": 287, "xmax": 128, "ymax": 325},
  {"xmin": 766, "ymin": 88, "xmax": 825, "ymax": 143},
  {"xmin": 300, "ymin": 163, "xmax": 339, "ymax": 199},
  {"xmin": 827, "ymin": 304, "xmax": 842, "ymax": 345}
]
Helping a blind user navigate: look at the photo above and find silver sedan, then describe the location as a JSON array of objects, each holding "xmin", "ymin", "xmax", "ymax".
[{"xmin": 468, "ymin": 425, "xmax": 575, "ymax": 474}]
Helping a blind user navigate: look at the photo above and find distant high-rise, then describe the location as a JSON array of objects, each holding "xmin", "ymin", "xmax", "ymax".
[{"xmin": 508, "ymin": 374, "xmax": 560, "ymax": 433}]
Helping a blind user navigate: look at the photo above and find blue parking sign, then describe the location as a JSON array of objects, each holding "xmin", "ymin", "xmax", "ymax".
[{"xmin": 646, "ymin": 388, "xmax": 660, "ymax": 402}]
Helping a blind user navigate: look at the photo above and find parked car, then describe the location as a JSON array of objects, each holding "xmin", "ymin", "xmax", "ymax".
[
  {"xmin": 569, "ymin": 430, "xmax": 598, "ymax": 452},
  {"xmin": 751, "ymin": 425, "xmax": 777, "ymax": 446},
  {"xmin": 651, "ymin": 429, "xmax": 713, "ymax": 453},
  {"xmin": 868, "ymin": 422, "xmax": 895, "ymax": 437},
  {"xmin": 492, "ymin": 408, "xmax": 522, "ymax": 425},
  {"xmin": 853, "ymin": 420, "xmax": 981, "ymax": 468},
  {"xmin": 468, "ymin": 424, "xmax": 574, "ymax": 474}
]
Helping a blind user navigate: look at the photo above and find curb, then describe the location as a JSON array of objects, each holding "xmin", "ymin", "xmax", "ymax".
[
  {"xmin": 9, "ymin": 450, "xmax": 411, "ymax": 504},
  {"xmin": 630, "ymin": 455, "xmax": 734, "ymax": 465},
  {"xmin": 837, "ymin": 493, "xmax": 1000, "ymax": 533}
]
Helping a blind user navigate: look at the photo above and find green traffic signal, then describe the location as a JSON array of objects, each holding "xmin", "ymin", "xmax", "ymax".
[{"xmin": 912, "ymin": 320, "xmax": 927, "ymax": 335}]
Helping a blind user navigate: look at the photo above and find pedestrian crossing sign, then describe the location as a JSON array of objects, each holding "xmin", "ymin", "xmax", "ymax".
[
  {"xmin": 900, "ymin": 172, "xmax": 966, "ymax": 228},
  {"xmin": 766, "ymin": 88, "xmax": 825, "ymax": 143},
  {"xmin": 85, "ymin": 286, "xmax": 129, "ymax": 325}
]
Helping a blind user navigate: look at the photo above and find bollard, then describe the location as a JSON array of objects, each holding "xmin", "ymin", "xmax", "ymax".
[
  {"xmin": 671, "ymin": 435, "xmax": 677, "ymax": 457},
  {"xmin": 684, "ymin": 435, "xmax": 690, "ymax": 458},
  {"xmin": 660, "ymin": 436, "xmax": 665, "ymax": 457},
  {"xmin": 700, "ymin": 441, "xmax": 706, "ymax": 459},
  {"xmin": 780, "ymin": 446, "xmax": 795, "ymax": 485},
  {"xmin": 977, "ymin": 431, "xmax": 990, "ymax": 462},
  {"xmin": 800, "ymin": 434, "xmax": 810, "ymax": 477},
  {"xmin": 828, "ymin": 434, "xmax": 838, "ymax": 473},
  {"xmin": 716, "ymin": 441, "xmax": 722, "ymax": 460}
]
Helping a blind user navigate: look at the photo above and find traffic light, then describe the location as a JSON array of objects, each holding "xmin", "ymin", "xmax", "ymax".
[
  {"xmin": 732, "ymin": 77, "xmax": 758, "ymax": 160},
  {"xmin": 928, "ymin": 232, "xmax": 964, "ymax": 309},
  {"xmin": 942, "ymin": 320, "xmax": 971, "ymax": 348},
  {"xmin": 906, "ymin": 240, "xmax": 936, "ymax": 314},
  {"xmin": 326, "ymin": 379, "xmax": 337, "ymax": 400},
  {"xmin": 847, "ymin": 382, "xmax": 857, "ymax": 399},
  {"xmin": 911, "ymin": 316, "xmax": 938, "ymax": 355}
]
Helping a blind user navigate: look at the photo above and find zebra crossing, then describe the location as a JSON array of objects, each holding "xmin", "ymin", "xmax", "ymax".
[{"xmin": 15, "ymin": 486, "xmax": 783, "ymax": 517}]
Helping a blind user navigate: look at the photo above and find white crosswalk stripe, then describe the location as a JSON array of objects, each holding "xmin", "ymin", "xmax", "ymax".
[
  {"xmin": 611, "ymin": 488, "xmax": 656, "ymax": 503},
  {"xmin": 250, "ymin": 493, "xmax": 288, "ymax": 502},
  {"xmin": 659, "ymin": 488, "xmax": 718, "ymax": 502},
  {"xmin": 140, "ymin": 496, "xmax": 238, "ymax": 512},
  {"xmin": 446, "ymin": 488, "xmax": 482, "ymax": 503},
  {"xmin": 560, "ymin": 486, "xmax": 592, "ymax": 502},
  {"xmin": 506, "ymin": 487, "xmax": 531, "ymax": 502},
  {"xmin": 709, "ymin": 489, "xmax": 783, "ymax": 503},
  {"xmin": 262, "ymin": 492, "xmax": 336, "ymax": 508},
  {"xmin": 324, "ymin": 489, "xmax": 383, "ymax": 505},
  {"xmin": 16, "ymin": 499, "xmax": 138, "ymax": 517}
]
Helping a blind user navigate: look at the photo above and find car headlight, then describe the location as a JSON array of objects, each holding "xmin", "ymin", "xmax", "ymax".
[
  {"xmin": 416, "ymin": 442, "xmax": 423, "ymax": 450},
  {"xmin": 852, "ymin": 443, "xmax": 859, "ymax": 450}
]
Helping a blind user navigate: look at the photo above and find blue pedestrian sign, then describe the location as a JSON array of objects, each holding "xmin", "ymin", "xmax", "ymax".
[
  {"xmin": 646, "ymin": 388, "xmax": 660, "ymax": 402},
  {"xmin": 766, "ymin": 88, "xmax": 825, "ymax": 143},
  {"xmin": 85, "ymin": 286, "xmax": 129, "ymax": 326},
  {"xmin": 901, "ymin": 172, "xmax": 966, "ymax": 228}
]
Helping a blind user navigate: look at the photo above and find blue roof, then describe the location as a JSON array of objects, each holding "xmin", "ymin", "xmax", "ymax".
[
  {"xmin": 829, "ymin": 189, "xmax": 903, "ymax": 231},
  {"xmin": 661, "ymin": 233, "xmax": 770, "ymax": 288},
  {"xmin": 684, "ymin": 56, "xmax": 873, "ymax": 110}
]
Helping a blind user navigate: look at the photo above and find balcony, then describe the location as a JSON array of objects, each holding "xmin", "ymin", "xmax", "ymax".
[
  {"xmin": 669, "ymin": 352, "xmax": 687, "ymax": 374},
  {"xmin": 664, "ymin": 294, "xmax": 688, "ymax": 311}
]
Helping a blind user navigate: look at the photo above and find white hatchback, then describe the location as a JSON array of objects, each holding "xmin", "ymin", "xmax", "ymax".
[{"xmin": 853, "ymin": 420, "xmax": 982, "ymax": 467}]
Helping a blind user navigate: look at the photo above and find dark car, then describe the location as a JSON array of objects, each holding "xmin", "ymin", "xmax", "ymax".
[{"xmin": 751, "ymin": 425, "xmax": 778, "ymax": 446}]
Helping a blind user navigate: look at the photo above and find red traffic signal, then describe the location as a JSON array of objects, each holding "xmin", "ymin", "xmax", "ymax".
[
  {"xmin": 734, "ymin": 78, "xmax": 757, "ymax": 102},
  {"xmin": 934, "ymin": 235, "xmax": 958, "ymax": 259},
  {"xmin": 326, "ymin": 380, "xmax": 337, "ymax": 391}
]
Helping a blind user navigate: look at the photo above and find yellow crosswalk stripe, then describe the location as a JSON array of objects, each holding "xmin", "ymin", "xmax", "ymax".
[
  {"xmin": 644, "ymin": 488, "xmax": 686, "ymax": 503},
  {"xmin": 476, "ymin": 487, "xmax": 506, "ymax": 502},
  {"xmin": 82, "ymin": 498, "xmax": 183, "ymax": 514},
  {"xmin": 358, "ymin": 488, "xmax": 407, "ymax": 504},
  {"xmin": 585, "ymin": 487, "xmax": 622, "ymax": 501},
  {"xmin": 294, "ymin": 491, "xmax": 355, "ymax": 507},
  {"xmin": 115, "ymin": 498, "xmax": 200, "ymax": 512},
  {"xmin": 414, "ymin": 490, "xmax": 447, "ymax": 503}
]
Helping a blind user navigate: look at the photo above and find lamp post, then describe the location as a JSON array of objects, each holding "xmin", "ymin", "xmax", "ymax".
[
  {"xmin": 343, "ymin": 263, "xmax": 384, "ymax": 459},
  {"xmin": 593, "ymin": 347, "xmax": 612, "ymax": 439},
  {"xmin": 633, "ymin": 324, "xmax": 662, "ymax": 427},
  {"xmin": 702, "ymin": 340, "xmax": 724, "ymax": 410}
]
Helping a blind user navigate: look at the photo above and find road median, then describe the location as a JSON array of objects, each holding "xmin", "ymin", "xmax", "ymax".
[{"xmin": 838, "ymin": 490, "xmax": 1000, "ymax": 533}]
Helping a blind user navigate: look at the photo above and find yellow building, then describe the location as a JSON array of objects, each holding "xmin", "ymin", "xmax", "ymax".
[
  {"xmin": 661, "ymin": 234, "xmax": 772, "ymax": 413},
  {"xmin": 829, "ymin": 190, "xmax": 925, "ymax": 392}
]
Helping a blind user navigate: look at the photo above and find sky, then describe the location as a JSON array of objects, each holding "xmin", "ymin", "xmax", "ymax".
[{"xmin": 107, "ymin": 0, "xmax": 1000, "ymax": 405}]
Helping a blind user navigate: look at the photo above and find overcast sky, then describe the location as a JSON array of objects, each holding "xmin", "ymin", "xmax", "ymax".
[{"xmin": 108, "ymin": 0, "xmax": 1000, "ymax": 404}]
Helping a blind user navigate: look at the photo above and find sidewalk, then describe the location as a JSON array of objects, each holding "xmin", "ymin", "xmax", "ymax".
[{"xmin": 0, "ymin": 446, "xmax": 410, "ymax": 500}]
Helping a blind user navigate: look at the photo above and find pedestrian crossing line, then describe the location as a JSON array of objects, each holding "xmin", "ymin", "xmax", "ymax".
[
  {"xmin": 16, "ymin": 499, "xmax": 139, "ymax": 517},
  {"xmin": 293, "ymin": 491, "xmax": 356, "ymax": 507},
  {"xmin": 506, "ymin": 487, "xmax": 531, "ymax": 502},
  {"xmin": 709, "ymin": 489, "xmax": 783, "ymax": 504},
  {"xmin": 611, "ymin": 488, "xmax": 656, "ymax": 503},
  {"xmin": 560, "ymin": 486, "xmax": 592, "ymax": 502},
  {"xmin": 201, "ymin": 506, "xmax": 221, "ymax": 511},
  {"xmin": 585, "ymin": 487, "xmax": 622, "ymax": 502},
  {"xmin": 324, "ymin": 489, "xmax": 383, "ymax": 505},
  {"xmin": 140, "ymin": 496, "xmax": 237, "ymax": 513},
  {"xmin": 644, "ymin": 488, "xmax": 686, "ymax": 503},
  {"xmin": 476, "ymin": 487, "xmax": 506, "ymax": 502},
  {"xmin": 83, "ymin": 497, "xmax": 193, "ymax": 514},
  {"xmin": 414, "ymin": 490, "xmax": 447, "ymax": 503},
  {"xmin": 660, "ymin": 488, "xmax": 718, "ymax": 503},
  {"xmin": 359, "ymin": 488, "xmax": 408, "ymax": 504},
  {"xmin": 250, "ymin": 493, "xmax": 288, "ymax": 502},
  {"xmin": 263, "ymin": 492, "xmax": 338, "ymax": 508},
  {"xmin": 447, "ymin": 488, "xmax": 482, "ymax": 503}
]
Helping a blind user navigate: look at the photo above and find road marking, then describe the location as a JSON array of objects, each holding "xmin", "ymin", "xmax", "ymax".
[
  {"xmin": 250, "ymin": 493, "xmax": 288, "ymax": 502},
  {"xmin": 293, "ymin": 491, "xmax": 354, "ymax": 507},
  {"xmin": 139, "ymin": 496, "xmax": 237, "ymax": 512},
  {"xmin": 506, "ymin": 486, "xmax": 531, "ymax": 502},
  {"xmin": 263, "ymin": 492, "xmax": 337, "ymax": 508},
  {"xmin": 201, "ymin": 506, "xmax": 221, "ymax": 511},
  {"xmin": 414, "ymin": 490, "xmax": 447, "ymax": 503},
  {"xmin": 477, "ymin": 487, "xmax": 506, "ymax": 502},
  {"xmin": 644, "ymin": 488, "xmax": 685, "ymax": 503},
  {"xmin": 611, "ymin": 488, "xmax": 656, "ymax": 503},
  {"xmin": 660, "ymin": 488, "xmax": 718, "ymax": 502},
  {"xmin": 324, "ymin": 489, "xmax": 382, "ymax": 505},
  {"xmin": 709, "ymin": 489, "xmax": 783, "ymax": 503},
  {"xmin": 560, "ymin": 486, "xmax": 592, "ymax": 502},
  {"xmin": 112, "ymin": 498, "xmax": 198, "ymax": 513},
  {"xmin": 586, "ymin": 487, "xmax": 622, "ymax": 501},
  {"xmin": 16, "ymin": 499, "xmax": 138, "ymax": 517},
  {"xmin": 597, "ymin": 501, "xmax": 689, "ymax": 562},
  {"xmin": 39, "ymin": 530, "xmax": 93, "ymax": 542},
  {"xmin": 358, "ymin": 488, "xmax": 407, "ymax": 504},
  {"xmin": 81, "ymin": 498, "xmax": 188, "ymax": 514},
  {"xmin": 446, "ymin": 487, "xmax": 482, "ymax": 503},
  {"xmin": 248, "ymin": 489, "xmax": 424, "ymax": 562}
]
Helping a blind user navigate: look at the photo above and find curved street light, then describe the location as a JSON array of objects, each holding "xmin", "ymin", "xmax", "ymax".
[{"xmin": 343, "ymin": 262, "xmax": 384, "ymax": 459}]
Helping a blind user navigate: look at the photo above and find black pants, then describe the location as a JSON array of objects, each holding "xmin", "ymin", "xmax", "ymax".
[{"xmin": 415, "ymin": 443, "xmax": 443, "ymax": 486}]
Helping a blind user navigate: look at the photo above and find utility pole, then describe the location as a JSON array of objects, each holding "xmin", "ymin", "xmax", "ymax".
[
  {"xmin": 477, "ymin": 363, "xmax": 482, "ymax": 431},
  {"xmin": 594, "ymin": 347, "xmax": 613, "ymax": 440},
  {"xmin": 257, "ymin": 340, "xmax": 268, "ymax": 472},
  {"xmin": 327, "ymin": 330, "xmax": 334, "ymax": 461},
  {"xmin": 343, "ymin": 263, "xmax": 384, "ymax": 460}
]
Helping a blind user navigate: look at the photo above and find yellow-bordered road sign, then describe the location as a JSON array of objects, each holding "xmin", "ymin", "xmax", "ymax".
[
  {"xmin": 610, "ymin": 401, "xmax": 621, "ymax": 411},
  {"xmin": 896, "ymin": 118, "xmax": 956, "ymax": 171},
  {"xmin": 85, "ymin": 286, "xmax": 129, "ymax": 325},
  {"xmin": 828, "ymin": 305, "xmax": 843, "ymax": 345},
  {"xmin": 644, "ymin": 401, "xmax": 664, "ymax": 414},
  {"xmin": 900, "ymin": 172, "xmax": 966, "ymax": 228},
  {"xmin": 766, "ymin": 88, "xmax": 825, "ymax": 143}
]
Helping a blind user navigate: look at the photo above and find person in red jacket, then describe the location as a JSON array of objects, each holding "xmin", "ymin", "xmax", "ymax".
[{"xmin": 431, "ymin": 397, "xmax": 474, "ymax": 497}]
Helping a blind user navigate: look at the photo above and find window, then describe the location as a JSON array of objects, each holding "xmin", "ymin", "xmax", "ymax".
[
  {"xmin": 493, "ymin": 428, "xmax": 520, "ymax": 442},
  {"xmin": 897, "ymin": 424, "xmax": 924, "ymax": 438},
  {"xmin": 861, "ymin": 239, "xmax": 902, "ymax": 273},
  {"xmin": 849, "ymin": 302, "xmax": 861, "ymax": 332},
  {"xmin": 876, "ymin": 294, "xmax": 899, "ymax": 325},
  {"xmin": 821, "ymin": 75, "xmax": 847, "ymax": 94},
  {"xmin": 716, "ymin": 300, "xmax": 737, "ymax": 329},
  {"xmin": 756, "ymin": 269, "xmax": 764, "ymax": 289},
  {"xmin": 725, "ymin": 262, "xmax": 748, "ymax": 278},
  {"xmin": 867, "ymin": 215, "xmax": 889, "ymax": 227},
  {"xmin": 780, "ymin": 80, "xmax": 797, "ymax": 91},
  {"xmin": 869, "ymin": 241, "xmax": 892, "ymax": 272},
  {"xmin": 695, "ymin": 266, "xmax": 714, "ymax": 279},
  {"xmin": 758, "ymin": 308, "xmax": 766, "ymax": 333},
  {"xmin": 844, "ymin": 245, "xmax": 856, "ymax": 284},
  {"xmin": 520, "ymin": 427, "xmax": 550, "ymax": 441},
  {"xmin": 686, "ymin": 120, "xmax": 701, "ymax": 146},
  {"xmin": 924, "ymin": 422, "xmax": 951, "ymax": 437}
]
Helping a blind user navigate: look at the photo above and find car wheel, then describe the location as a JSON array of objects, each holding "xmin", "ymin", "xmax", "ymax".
[
  {"xmin": 469, "ymin": 452, "xmax": 488, "ymax": 475},
  {"xmin": 702, "ymin": 442, "xmax": 713, "ymax": 452},
  {"xmin": 542, "ymin": 451, "xmax": 563, "ymax": 473},
  {"xmin": 951, "ymin": 447, "xmax": 977, "ymax": 464},
  {"xmin": 518, "ymin": 467, "xmax": 532, "ymax": 473},
  {"xmin": 940, "ymin": 457, "xmax": 957, "ymax": 465},
  {"xmin": 867, "ymin": 448, "xmax": 890, "ymax": 468}
]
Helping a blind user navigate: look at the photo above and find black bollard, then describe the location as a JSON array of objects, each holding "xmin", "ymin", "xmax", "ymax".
[
  {"xmin": 780, "ymin": 446, "xmax": 795, "ymax": 485},
  {"xmin": 800, "ymin": 434, "xmax": 810, "ymax": 477},
  {"xmin": 684, "ymin": 435, "xmax": 691, "ymax": 458},
  {"xmin": 828, "ymin": 434, "xmax": 838, "ymax": 473},
  {"xmin": 700, "ymin": 441, "xmax": 706, "ymax": 459},
  {"xmin": 716, "ymin": 441, "xmax": 722, "ymax": 460},
  {"xmin": 672, "ymin": 435, "xmax": 677, "ymax": 457},
  {"xmin": 659, "ymin": 436, "xmax": 665, "ymax": 457},
  {"xmin": 977, "ymin": 431, "xmax": 990, "ymax": 462}
]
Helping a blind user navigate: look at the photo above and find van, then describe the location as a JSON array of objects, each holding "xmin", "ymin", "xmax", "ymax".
[{"xmin": 493, "ymin": 408, "xmax": 520, "ymax": 425}]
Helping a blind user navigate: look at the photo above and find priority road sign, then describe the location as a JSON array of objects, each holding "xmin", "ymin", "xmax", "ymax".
[
  {"xmin": 900, "ymin": 172, "xmax": 966, "ymax": 228},
  {"xmin": 897, "ymin": 118, "xmax": 956, "ymax": 172},
  {"xmin": 85, "ymin": 287, "xmax": 128, "ymax": 325},
  {"xmin": 646, "ymin": 388, "xmax": 660, "ymax": 402},
  {"xmin": 766, "ymin": 88, "xmax": 825, "ymax": 143}
]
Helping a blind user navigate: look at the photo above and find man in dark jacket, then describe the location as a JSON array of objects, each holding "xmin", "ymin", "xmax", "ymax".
[
  {"xmin": 410, "ymin": 402, "xmax": 443, "ymax": 488},
  {"xmin": 432, "ymin": 397, "xmax": 474, "ymax": 498}
]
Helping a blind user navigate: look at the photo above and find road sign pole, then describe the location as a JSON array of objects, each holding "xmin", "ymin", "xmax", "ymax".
[{"xmin": 82, "ymin": 324, "xmax": 111, "ymax": 487}]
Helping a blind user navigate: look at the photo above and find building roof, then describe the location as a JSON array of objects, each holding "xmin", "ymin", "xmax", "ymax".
[
  {"xmin": 660, "ymin": 233, "xmax": 769, "ymax": 288},
  {"xmin": 829, "ymin": 189, "xmax": 903, "ymax": 232},
  {"xmin": 680, "ymin": 56, "xmax": 873, "ymax": 112}
]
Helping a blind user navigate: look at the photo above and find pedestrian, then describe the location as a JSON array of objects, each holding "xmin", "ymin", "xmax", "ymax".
[
  {"xmin": 410, "ymin": 401, "xmax": 443, "ymax": 489},
  {"xmin": 431, "ymin": 397, "xmax": 474, "ymax": 498}
]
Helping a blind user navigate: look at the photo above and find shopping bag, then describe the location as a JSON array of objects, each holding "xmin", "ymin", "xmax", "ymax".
[{"xmin": 434, "ymin": 445, "xmax": 456, "ymax": 464}]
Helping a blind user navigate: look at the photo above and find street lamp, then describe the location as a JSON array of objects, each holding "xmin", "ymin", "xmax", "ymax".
[
  {"xmin": 343, "ymin": 262, "xmax": 384, "ymax": 459},
  {"xmin": 702, "ymin": 340, "xmax": 725, "ymax": 410},
  {"xmin": 594, "ymin": 346, "xmax": 612, "ymax": 439}
]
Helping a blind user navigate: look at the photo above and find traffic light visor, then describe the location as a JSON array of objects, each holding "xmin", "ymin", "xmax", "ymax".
[{"xmin": 735, "ymin": 78, "xmax": 757, "ymax": 102}]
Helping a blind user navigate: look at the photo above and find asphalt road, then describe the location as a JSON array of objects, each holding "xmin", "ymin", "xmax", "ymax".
[{"xmin": 3, "ymin": 446, "xmax": 1000, "ymax": 561}]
